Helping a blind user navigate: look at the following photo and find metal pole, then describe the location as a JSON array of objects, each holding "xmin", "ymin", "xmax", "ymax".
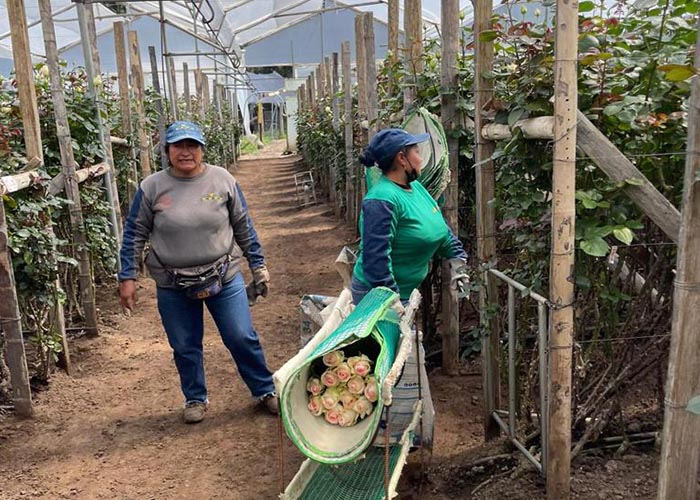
[{"xmin": 508, "ymin": 284, "xmax": 516, "ymax": 438}]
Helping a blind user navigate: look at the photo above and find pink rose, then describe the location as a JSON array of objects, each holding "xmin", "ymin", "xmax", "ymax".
[
  {"xmin": 321, "ymin": 387, "xmax": 341, "ymax": 410},
  {"xmin": 323, "ymin": 350, "xmax": 345, "ymax": 367},
  {"xmin": 306, "ymin": 377, "xmax": 323, "ymax": 396},
  {"xmin": 347, "ymin": 375, "xmax": 366, "ymax": 395},
  {"xmin": 325, "ymin": 405, "xmax": 341, "ymax": 425},
  {"xmin": 335, "ymin": 363, "xmax": 352, "ymax": 383},
  {"xmin": 347, "ymin": 355, "xmax": 367, "ymax": 370},
  {"xmin": 352, "ymin": 396, "xmax": 374, "ymax": 419},
  {"xmin": 338, "ymin": 408, "xmax": 359, "ymax": 427},
  {"xmin": 353, "ymin": 359, "xmax": 372, "ymax": 377},
  {"xmin": 308, "ymin": 395, "xmax": 323, "ymax": 416},
  {"xmin": 339, "ymin": 389, "xmax": 357, "ymax": 408},
  {"xmin": 321, "ymin": 370, "xmax": 339, "ymax": 388},
  {"xmin": 363, "ymin": 376, "xmax": 378, "ymax": 403}
]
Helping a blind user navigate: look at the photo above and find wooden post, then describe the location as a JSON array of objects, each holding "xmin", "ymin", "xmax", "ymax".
[
  {"xmin": 342, "ymin": 41, "xmax": 355, "ymax": 224},
  {"xmin": 167, "ymin": 57, "xmax": 178, "ymax": 121},
  {"xmin": 148, "ymin": 46, "xmax": 168, "ymax": 171},
  {"xmin": 203, "ymin": 73, "xmax": 210, "ymax": 109},
  {"xmin": 76, "ymin": 2, "xmax": 122, "ymax": 244},
  {"xmin": 403, "ymin": 0, "xmax": 423, "ymax": 107},
  {"xmin": 547, "ymin": 0, "xmax": 579, "ymax": 495},
  {"xmin": 318, "ymin": 60, "xmax": 327, "ymax": 100},
  {"xmin": 324, "ymin": 56, "xmax": 332, "ymax": 101},
  {"xmin": 40, "ymin": 0, "xmax": 98, "ymax": 336},
  {"xmin": 332, "ymin": 52, "xmax": 340, "ymax": 131},
  {"xmin": 128, "ymin": 31, "xmax": 152, "ymax": 178},
  {"xmin": 309, "ymin": 73, "xmax": 316, "ymax": 109},
  {"xmin": 194, "ymin": 69, "xmax": 204, "ymax": 120},
  {"xmin": 355, "ymin": 15, "xmax": 368, "ymax": 119},
  {"xmin": 440, "ymin": 0, "xmax": 460, "ymax": 375},
  {"xmin": 363, "ymin": 13, "xmax": 378, "ymax": 138},
  {"xmin": 183, "ymin": 62, "xmax": 191, "ymax": 118},
  {"xmin": 2, "ymin": 0, "xmax": 35, "ymax": 417},
  {"xmin": 387, "ymin": 0, "xmax": 399, "ymax": 98},
  {"xmin": 474, "ymin": 0, "xmax": 501, "ymax": 440},
  {"xmin": 657, "ymin": 16, "xmax": 700, "ymax": 500},
  {"xmin": 113, "ymin": 21, "xmax": 138, "ymax": 207}
]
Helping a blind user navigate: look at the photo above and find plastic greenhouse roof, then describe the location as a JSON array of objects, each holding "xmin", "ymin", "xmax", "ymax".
[{"xmin": 0, "ymin": 0, "xmax": 476, "ymax": 72}]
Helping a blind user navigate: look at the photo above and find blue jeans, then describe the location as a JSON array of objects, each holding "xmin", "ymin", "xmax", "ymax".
[{"xmin": 156, "ymin": 272, "xmax": 275, "ymax": 403}]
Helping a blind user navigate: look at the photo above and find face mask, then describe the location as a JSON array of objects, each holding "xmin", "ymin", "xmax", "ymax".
[{"xmin": 405, "ymin": 157, "xmax": 419, "ymax": 183}]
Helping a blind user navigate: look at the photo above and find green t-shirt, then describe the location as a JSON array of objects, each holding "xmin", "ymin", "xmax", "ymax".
[{"xmin": 353, "ymin": 176, "xmax": 466, "ymax": 300}]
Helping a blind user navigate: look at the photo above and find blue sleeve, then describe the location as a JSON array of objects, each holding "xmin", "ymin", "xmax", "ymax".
[
  {"xmin": 361, "ymin": 198, "xmax": 399, "ymax": 293},
  {"xmin": 118, "ymin": 188, "xmax": 152, "ymax": 281},
  {"xmin": 229, "ymin": 183, "xmax": 265, "ymax": 269},
  {"xmin": 437, "ymin": 227, "xmax": 467, "ymax": 260}
]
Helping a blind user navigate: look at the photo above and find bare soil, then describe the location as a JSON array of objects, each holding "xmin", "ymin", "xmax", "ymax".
[{"xmin": 0, "ymin": 140, "xmax": 663, "ymax": 499}]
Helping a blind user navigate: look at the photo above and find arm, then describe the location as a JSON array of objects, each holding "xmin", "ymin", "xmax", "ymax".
[
  {"xmin": 228, "ymin": 182, "xmax": 265, "ymax": 270},
  {"xmin": 361, "ymin": 198, "xmax": 399, "ymax": 293},
  {"xmin": 118, "ymin": 188, "xmax": 153, "ymax": 311},
  {"xmin": 436, "ymin": 227, "xmax": 467, "ymax": 261}
]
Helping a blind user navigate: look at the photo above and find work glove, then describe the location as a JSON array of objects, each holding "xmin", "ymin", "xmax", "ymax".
[
  {"xmin": 252, "ymin": 265, "xmax": 270, "ymax": 298},
  {"xmin": 448, "ymin": 258, "xmax": 470, "ymax": 299},
  {"xmin": 246, "ymin": 281, "xmax": 259, "ymax": 307}
]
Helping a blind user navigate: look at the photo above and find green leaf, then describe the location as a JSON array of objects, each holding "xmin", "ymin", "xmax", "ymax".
[
  {"xmin": 508, "ymin": 108, "xmax": 525, "ymax": 128},
  {"xmin": 603, "ymin": 104, "xmax": 623, "ymax": 116},
  {"xmin": 624, "ymin": 177, "xmax": 645, "ymax": 186},
  {"xmin": 613, "ymin": 227, "xmax": 634, "ymax": 245},
  {"xmin": 664, "ymin": 66, "xmax": 696, "ymax": 82},
  {"xmin": 581, "ymin": 237, "xmax": 610, "ymax": 257},
  {"xmin": 687, "ymin": 396, "xmax": 700, "ymax": 415},
  {"xmin": 478, "ymin": 30, "xmax": 500, "ymax": 42},
  {"xmin": 579, "ymin": 1, "xmax": 596, "ymax": 12},
  {"xmin": 578, "ymin": 34, "xmax": 600, "ymax": 51}
]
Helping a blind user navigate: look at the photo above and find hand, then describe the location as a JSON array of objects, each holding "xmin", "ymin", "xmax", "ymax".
[
  {"xmin": 246, "ymin": 281, "xmax": 258, "ymax": 307},
  {"xmin": 119, "ymin": 279, "xmax": 138, "ymax": 314},
  {"xmin": 252, "ymin": 266, "xmax": 270, "ymax": 298},
  {"xmin": 448, "ymin": 259, "xmax": 470, "ymax": 299}
]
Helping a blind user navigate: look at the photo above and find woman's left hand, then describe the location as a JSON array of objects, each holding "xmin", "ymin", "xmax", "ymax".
[{"xmin": 252, "ymin": 266, "xmax": 270, "ymax": 298}]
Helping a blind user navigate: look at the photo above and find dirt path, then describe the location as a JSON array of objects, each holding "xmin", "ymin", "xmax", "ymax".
[{"xmin": 0, "ymin": 141, "xmax": 485, "ymax": 499}]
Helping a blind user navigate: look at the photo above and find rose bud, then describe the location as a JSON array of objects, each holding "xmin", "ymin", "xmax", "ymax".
[
  {"xmin": 338, "ymin": 408, "xmax": 359, "ymax": 427},
  {"xmin": 323, "ymin": 350, "xmax": 345, "ymax": 367},
  {"xmin": 306, "ymin": 377, "xmax": 324, "ymax": 395},
  {"xmin": 335, "ymin": 363, "xmax": 352, "ymax": 383},
  {"xmin": 308, "ymin": 395, "xmax": 324, "ymax": 416},
  {"xmin": 339, "ymin": 389, "xmax": 357, "ymax": 408},
  {"xmin": 321, "ymin": 387, "xmax": 341, "ymax": 410},
  {"xmin": 321, "ymin": 369, "xmax": 340, "ymax": 388},
  {"xmin": 352, "ymin": 396, "xmax": 374, "ymax": 418},
  {"xmin": 325, "ymin": 405, "xmax": 341, "ymax": 425},
  {"xmin": 347, "ymin": 375, "xmax": 366, "ymax": 395},
  {"xmin": 353, "ymin": 359, "xmax": 372, "ymax": 377},
  {"xmin": 363, "ymin": 376, "xmax": 378, "ymax": 403}
]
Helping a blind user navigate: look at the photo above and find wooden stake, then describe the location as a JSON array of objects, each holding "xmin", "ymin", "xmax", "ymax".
[
  {"xmin": 363, "ymin": 13, "xmax": 378, "ymax": 138},
  {"xmin": 342, "ymin": 41, "xmax": 355, "ymax": 224},
  {"xmin": 403, "ymin": 0, "xmax": 423, "ymax": 107},
  {"xmin": 355, "ymin": 15, "xmax": 368, "ymax": 118},
  {"xmin": 547, "ymin": 0, "xmax": 579, "ymax": 495},
  {"xmin": 183, "ymin": 62, "xmax": 191, "ymax": 118},
  {"xmin": 474, "ymin": 0, "xmax": 501, "ymax": 440},
  {"xmin": 128, "ymin": 30, "xmax": 152, "ymax": 178},
  {"xmin": 657, "ymin": 15, "xmax": 700, "ymax": 500},
  {"xmin": 387, "ymin": 0, "xmax": 399, "ymax": 98},
  {"xmin": 40, "ymin": 0, "xmax": 98, "ymax": 336},
  {"xmin": 440, "ymin": 0, "xmax": 460, "ymax": 375},
  {"xmin": 148, "ymin": 46, "xmax": 168, "ymax": 171},
  {"xmin": 167, "ymin": 57, "xmax": 178, "ymax": 121},
  {"xmin": 113, "ymin": 21, "xmax": 138, "ymax": 207}
]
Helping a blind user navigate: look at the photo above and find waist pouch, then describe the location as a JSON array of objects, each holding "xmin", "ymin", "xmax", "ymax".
[
  {"xmin": 174, "ymin": 259, "xmax": 229, "ymax": 300},
  {"xmin": 152, "ymin": 250, "xmax": 230, "ymax": 300}
]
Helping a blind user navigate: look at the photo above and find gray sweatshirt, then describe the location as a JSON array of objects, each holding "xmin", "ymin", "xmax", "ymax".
[{"xmin": 118, "ymin": 164, "xmax": 265, "ymax": 288}]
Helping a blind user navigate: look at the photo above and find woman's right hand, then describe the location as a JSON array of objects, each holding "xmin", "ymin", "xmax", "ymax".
[{"xmin": 119, "ymin": 280, "xmax": 138, "ymax": 314}]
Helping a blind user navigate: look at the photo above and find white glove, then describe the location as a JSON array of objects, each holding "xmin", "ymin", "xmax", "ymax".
[
  {"xmin": 252, "ymin": 266, "xmax": 270, "ymax": 298},
  {"xmin": 448, "ymin": 258, "xmax": 470, "ymax": 299}
]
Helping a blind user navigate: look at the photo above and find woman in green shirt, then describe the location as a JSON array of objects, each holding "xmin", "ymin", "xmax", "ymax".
[{"xmin": 351, "ymin": 128, "xmax": 468, "ymax": 305}]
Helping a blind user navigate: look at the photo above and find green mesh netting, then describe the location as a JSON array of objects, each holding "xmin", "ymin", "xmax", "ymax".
[
  {"xmin": 299, "ymin": 446, "xmax": 403, "ymax": 500},
  {"xmin": 280, "ymin": 287, "xmax": 401, "ymax": 464}
]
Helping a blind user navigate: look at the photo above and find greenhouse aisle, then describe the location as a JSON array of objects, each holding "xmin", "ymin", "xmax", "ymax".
[{"xmin": 0, "ymin": 141, "xmax": 485, "ymax": 499}]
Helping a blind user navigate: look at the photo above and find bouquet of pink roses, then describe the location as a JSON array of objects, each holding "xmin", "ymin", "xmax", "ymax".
[{"xmin": 306, "ymin": 349, "xmax": 379, "ymax": 427}]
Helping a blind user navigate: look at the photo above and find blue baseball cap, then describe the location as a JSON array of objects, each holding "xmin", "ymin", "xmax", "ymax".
[
  {"xmin": 362, "ymin": 128, "xmax": 430, "ymax": 169},
  {"xmin": 165, "ymin": 121, "xmax": 206, "ymax": 146}
]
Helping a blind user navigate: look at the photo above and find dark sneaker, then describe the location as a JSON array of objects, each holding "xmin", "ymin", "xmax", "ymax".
[
  {"xmin": 260, "ymin": 394, "xmax": 279, "ymax": 415},
  {"xmin": 183, "ymin": 401, "xmax": 207, "ymax": 424}
]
